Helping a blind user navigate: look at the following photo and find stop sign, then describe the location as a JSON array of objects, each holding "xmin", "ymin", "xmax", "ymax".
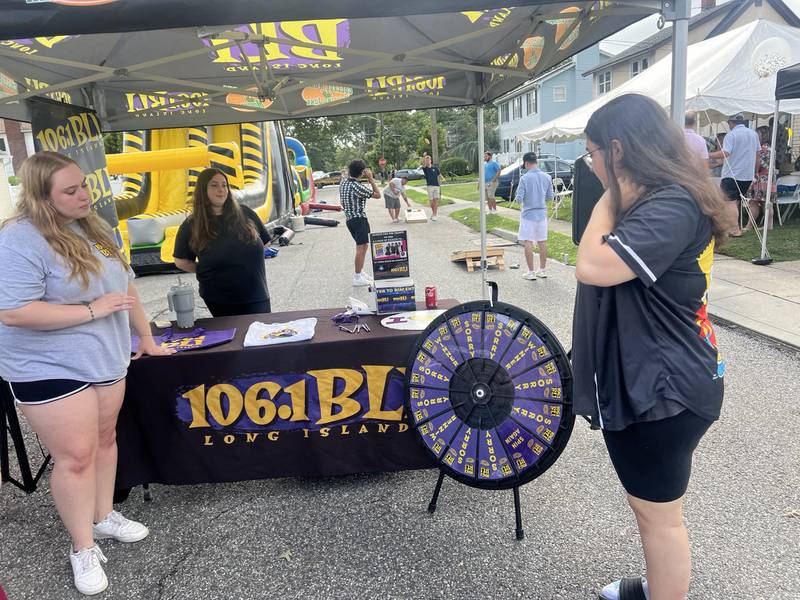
[{"xmin": 378, "ymin": 157, "xmax": 387, "ymax": 166}]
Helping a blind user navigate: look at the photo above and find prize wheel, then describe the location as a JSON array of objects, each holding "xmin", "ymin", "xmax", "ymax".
[{"xmin": 405, "ymin": 300, "xmax": 574, "ymax": 490}]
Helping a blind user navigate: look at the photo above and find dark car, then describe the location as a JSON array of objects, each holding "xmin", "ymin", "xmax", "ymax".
[
  {"xmin": 495, "ymin": 158, "xmax": 573, "ymax": 200},
  {"xmin": 394, "ymin": 167, "xmax": 425, "ymax": 181}
]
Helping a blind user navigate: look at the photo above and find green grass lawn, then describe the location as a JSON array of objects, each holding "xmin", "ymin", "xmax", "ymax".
[
  {"xmin": 449, "ymin": 207, "xmax": 578, "ymax": 265},
  {"xmin": 497, "ymin": 195, "xmax": 573, "ymax": 222},
  {"xmin": 406, "ymin": 188, "xmax": 454, "ymax": 206},
  {"xmin": 442, "ymin": 174, "xmax": 478, "ymax": 184},
  {"xmin": 439, "ymin": 182, "xmax": 481, "ymax": 202},
  {"xmin": 716, "ymin": 219, "xmax": 800, "ymax": 262}
]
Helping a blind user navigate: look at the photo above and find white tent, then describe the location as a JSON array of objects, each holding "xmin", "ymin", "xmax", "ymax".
[{"xmin": 519, "ymin": 19, "xmax": 800, "ymax": 143}]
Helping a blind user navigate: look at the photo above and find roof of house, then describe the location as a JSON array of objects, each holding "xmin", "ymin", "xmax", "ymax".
[{"xmin": 583, "ymin": 0, "xmax": 800, "ymax": 76}]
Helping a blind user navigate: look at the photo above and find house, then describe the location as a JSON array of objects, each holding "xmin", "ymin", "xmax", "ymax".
[
  {"xmin": 494, "ymin": 45, "xmax": 611, "ymax": 164},
  {"xmin": 584, "ymin": 0, "xmax": 800, "ymax": 98},
  {"xmin": 0, "ymin": 118, "xmax": 35, "ymax": 173}
]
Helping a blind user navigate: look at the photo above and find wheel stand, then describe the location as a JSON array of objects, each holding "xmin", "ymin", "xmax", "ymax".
[{"xmin": 426, "ymin": 470, "xmax": 525, "ymax": 540}]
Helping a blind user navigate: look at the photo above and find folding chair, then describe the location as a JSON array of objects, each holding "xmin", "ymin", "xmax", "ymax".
[
  {"xmin": 775, "ymin": 175, "xmax": 800, "ymax": 226},
  {"xmin": 551, "ymin": 177, "xmax": 572, "ymax": 218}
]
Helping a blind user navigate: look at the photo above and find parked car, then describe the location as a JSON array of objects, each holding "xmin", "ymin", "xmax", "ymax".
[
  {"xmin": 314, "ymin": 171, "xmax": 343, "ymax": 188},
  {"xmin": 495, "ymin": 158, "xmax": 573, "ymax": 200},
  {"xmin": 394, "ymin": 167, "xmax": 425, "ymax": 181}
]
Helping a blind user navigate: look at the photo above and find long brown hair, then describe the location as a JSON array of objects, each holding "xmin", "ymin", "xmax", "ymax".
[
  {"xmin": 1, "ymin": 151, "xmax": 127, "ymax": 288},
  {"xmin": 189, "ymin": 168, "xmax": 259, "ymax": 253},
  {"xmin": 585, "ymin": 94, "xmax": 730, "ymax": 246}
]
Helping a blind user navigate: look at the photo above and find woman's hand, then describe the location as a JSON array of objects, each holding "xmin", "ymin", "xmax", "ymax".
[
  {"xmin": 132, "ymin": 336, "xmax": 176, "ymax": 360},
  {"xmin": 90, "ymin": 293, "xmax": 135, "ymax": 319}
]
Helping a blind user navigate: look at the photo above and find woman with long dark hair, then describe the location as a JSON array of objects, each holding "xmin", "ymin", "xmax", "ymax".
[
  {"xmin": 0, "ymin": 151, "xmax": 173, "ymax": 595},
  {"xmin": 573, "ymin": 94, "xmax": 730, "ymax": 600},
  {"xmin": 173, "ymin": 168, "xmax": 271, "ymax": 317}
]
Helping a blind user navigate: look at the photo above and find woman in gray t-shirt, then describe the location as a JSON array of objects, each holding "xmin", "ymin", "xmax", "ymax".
[{"xmin": 0, "ymin": 152, "xmax": 172, "ymax": 595}]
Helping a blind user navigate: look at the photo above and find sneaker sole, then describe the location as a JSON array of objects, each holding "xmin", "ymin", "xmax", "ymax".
[
  {"xmin": 93, "ymin": 527, "xmax": 149, "ymax": 543},
  {"xmin": 76, "ymin": 576, "xmax": 109, "ymax": 596}
]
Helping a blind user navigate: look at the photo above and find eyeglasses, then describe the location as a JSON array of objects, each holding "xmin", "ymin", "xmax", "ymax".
[{"xmin": 579, "ymin": 147, "xmax": 603, "ymax": 170}]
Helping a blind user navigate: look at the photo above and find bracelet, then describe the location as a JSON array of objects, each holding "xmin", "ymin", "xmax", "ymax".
[{"xmin": 81, "ymin": 301, "xmax": 95, "ymax": 321}]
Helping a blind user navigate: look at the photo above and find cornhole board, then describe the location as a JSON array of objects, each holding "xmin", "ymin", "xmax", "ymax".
[
  {"xmin": 450, "ymin": 248, "xmax": 505, "ymax": 272},
  {"xmin": 470, "ymin": 237, "xmax": 515, "ymax": 247},
  {"xmin": 405, "ymin": 208, "xmax": 428, "ymax": 223}
]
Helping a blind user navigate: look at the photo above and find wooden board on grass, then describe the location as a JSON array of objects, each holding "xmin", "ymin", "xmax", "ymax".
[
  {"xmin": 470, "ymin": 237, "xmax": 515, "ymax": 248},
  {"xmin": 405, "ymin": 208, "xmax": 428, "ymax": 223},
  {"xmin": 450, "ymin": 248, "xmax": 505, "ymax": 272}
]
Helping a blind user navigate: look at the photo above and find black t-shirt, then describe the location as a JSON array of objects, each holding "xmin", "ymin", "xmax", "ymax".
[
  {"xmin": 422, "ymin": 166, "xmax": 441, "ymax": 187},
  {"xmin": 173, "ymin": 204, "xmax": 270, "ymax": 304},
  {"xmin": 571, "ymin": 185, "xmax": 725, "ymax": 431}
]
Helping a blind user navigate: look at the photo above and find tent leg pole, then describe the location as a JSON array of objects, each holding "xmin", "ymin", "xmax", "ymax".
[
  {"xmin": 668, "ymin": 0, "xmax": 690, "ymax": 126},
  {"xmin": 756, "ymin": 101, "xmax": 781, "ymax": 265},
  {"xmin": 478, "ymin": 104, "xmax": 487, "ymax": 300}
]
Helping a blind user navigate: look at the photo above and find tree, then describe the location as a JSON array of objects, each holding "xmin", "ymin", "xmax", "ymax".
[
  {"xmin": 103, "ymin": 132, "xmax": 122, "ymax": 155},
  {"xmin": 437, "ymin": 105, "xmax": 499, "ymax": 171},
  {"xmin": 417, "ymin": 122, "xmax": 446, "ymax": 158}
]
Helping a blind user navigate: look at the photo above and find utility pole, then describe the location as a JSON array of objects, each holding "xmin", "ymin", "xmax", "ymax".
[{"xmin": 430, "ymin": 109, "xmax": 439, "ymax": 165}]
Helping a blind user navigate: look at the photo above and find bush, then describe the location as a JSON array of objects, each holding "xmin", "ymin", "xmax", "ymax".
[
  {"xmin": 7, "ymin": 175, "xmax": 19, "ymax": 186},
  {"xmin": 441, "ymin": 156, "xmax": 469, "ymax": 176}
]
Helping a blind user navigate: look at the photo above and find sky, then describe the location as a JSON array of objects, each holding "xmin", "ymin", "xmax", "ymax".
[{"xmin": 601, "ymin": 0, "xmax": 800, "ymax": 55}]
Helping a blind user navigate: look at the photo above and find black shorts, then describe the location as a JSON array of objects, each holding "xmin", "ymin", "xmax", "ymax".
[
  {"xmin": 8, "ymin": 377, "xmax": 125, "ymax": 405},
  {"xmin": 720, "ymin": 178, "xmax": 752, "ymax": 202},
  {"xmin": 346, "ymin": 217, "xmax": 371, "ymax": 245},
  {"xmin": 602, "ymin": 410, "xmax": 713, "ymax": 502}
]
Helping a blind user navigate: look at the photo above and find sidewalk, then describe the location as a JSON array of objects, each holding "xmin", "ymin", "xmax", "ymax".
[{"xmin": 427, "ymin": 186, "xmax": 800, "ymax": 350}]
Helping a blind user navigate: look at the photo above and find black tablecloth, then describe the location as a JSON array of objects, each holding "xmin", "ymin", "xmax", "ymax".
[{"xmin": 116, "ymin": 301, "xmax": 456, "ymax": 488}]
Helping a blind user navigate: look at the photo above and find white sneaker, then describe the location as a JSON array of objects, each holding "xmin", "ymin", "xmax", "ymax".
[
  {"xmin": 359, "ymin": 271, "xmax": 373, "ymax": 282},
  {"xmin": 522, "ymin": 271, "xmax": 537, "ymax": 280},
  {"xmin": 535, "ymin": 270, "xmax": 547, "ymax": 278},
  {"xmin": 93, "ymin": 510, "xmax": 149, "ymax": 543},
  {"xmin": 352, "ymin": 273, "xmax": 370, "ymax": 287},
  {"xmin": 430, "ymin": 215, "xmax": 437, "ymax": 221},
  {"xmin": 69, "ymin": 545, "xmax": 108, "ymax": 596}
]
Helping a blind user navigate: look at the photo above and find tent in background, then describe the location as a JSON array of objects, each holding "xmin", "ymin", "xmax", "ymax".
[{"xmin": 518, "ymin": 19, "xmax": 800, "ymax": 144}]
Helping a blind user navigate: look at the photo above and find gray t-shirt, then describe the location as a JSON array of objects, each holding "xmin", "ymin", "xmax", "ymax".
[{"xmin": 0, "ymin": 218, "xmax": 134, "ymax": 382}]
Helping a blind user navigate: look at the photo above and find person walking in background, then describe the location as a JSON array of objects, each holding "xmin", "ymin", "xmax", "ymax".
[
  {"xmin": 173, "ymin": 168, "xmax": 272, "ymax": 317},
  {"xmin": 515, "ymin": 152, "xmax": 552, "ymax": 280},
  {"xmin": 421, "ymin": 155, "xmax": 444, "ymax": 221},
  {"xmin": 340, "ymin": 159, "xmax": 380, "ymax": 286},
  {"xmin": 708, "ymin": 113, "xmax": 760, "ymax": 236},
  {"xmin": 708, "ymin": 132, "xmax": 726, "ymax": 177},
  {"xmin": 0, "ymin": 151, "xmax": 173, "ymax": 596},
  {"xmin": 573, "ymin": 94, "xmax": 728, "ymax": 600},
  {"xmin": 683, "ymin": 113, "xmax": 709, "ymax": 167},
  {"xmin": 483, "ymin": 151, "xmax": 502, "ymax": 212},
  {"xmin": 383, "ymin": 174, "xmax": 410, "ymax": 224},
  {"xmin": 744, "ymin": 126, "xmax": 777, "ymax": 232}
]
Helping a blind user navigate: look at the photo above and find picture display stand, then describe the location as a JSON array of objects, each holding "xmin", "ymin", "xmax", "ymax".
[
  {"xmin": 370, "ymin": 231, "xmax": 415, "ymax": 314},
  {"xmin": 405, "ymin": 284, "xmax": 574, "ymax": 539}
]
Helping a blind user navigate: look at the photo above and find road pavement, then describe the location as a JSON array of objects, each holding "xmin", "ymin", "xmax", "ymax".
[{"xmin": 1, "ymin": 186, "xmax": 798, "ymax": 599}]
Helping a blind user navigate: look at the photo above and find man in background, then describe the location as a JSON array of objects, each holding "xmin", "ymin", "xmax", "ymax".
[
  {"xmin": 683, "ymin": 112, "xmax": 709, "ymax": 166},
  {"xmin": 421, "ymin": 155, "xmax": 444, "ymax": 221},
  {"xmin": 514, "ymin": 152, "xmax": 552, "ymax": 280},
  {"xmin": 340, "ymin": 159, "xmax": 380, "ymax": 286},
  {"xmin": 709, "ymin": 113, "xmax": 760, "ymax": 236},
  {"xmin": 483, "ymin": 151, "xmax": 502, "ymax": 212},
  {"xmin": 383, "ymin": 175, "xmax": 411, "ymax": 224}
]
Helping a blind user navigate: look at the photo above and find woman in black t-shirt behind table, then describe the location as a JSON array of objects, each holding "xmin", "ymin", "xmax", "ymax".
[
  {"xmin": 573, "ymin": 94, "xmax": 731, "ymax": 600},
  {"xmin": 173, "ymin": 168, "xmax": 271, "ymax": 317}
]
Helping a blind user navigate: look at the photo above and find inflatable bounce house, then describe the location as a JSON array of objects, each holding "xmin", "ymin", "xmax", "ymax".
[
  {"xmin": 107, "ymin": 122, "xmax": 297, "ymax": 274},
  {"xmin": 284, "ymin": 136, "xmax": 315, "ymax": 205}
]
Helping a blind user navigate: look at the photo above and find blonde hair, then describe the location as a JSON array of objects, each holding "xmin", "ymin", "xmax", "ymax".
[{"xmin": 2, "ymin": 151, "xmax": 127, "ymax": 288}]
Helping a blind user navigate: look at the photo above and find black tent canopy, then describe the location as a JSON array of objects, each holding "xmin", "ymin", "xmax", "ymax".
[
  {"xmin": 776, "ymin": 61, "xmax": 800, "ymax": 101},
  {"xmin": 0, "ymin": 1, "xmax": 659, "ymax": 130}
]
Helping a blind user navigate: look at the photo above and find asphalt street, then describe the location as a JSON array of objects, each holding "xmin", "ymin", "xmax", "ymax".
[{"xmin": 1, "ymin": 186, "xmax": 798, "ymax": 599}]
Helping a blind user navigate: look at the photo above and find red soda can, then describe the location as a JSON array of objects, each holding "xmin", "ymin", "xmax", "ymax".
[{"xmin": 425, "ymin": 286, "xmax": 437, "ymax": 309}]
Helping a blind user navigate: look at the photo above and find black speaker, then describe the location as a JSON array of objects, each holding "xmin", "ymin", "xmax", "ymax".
[{"xmin": 571, "ymin": 157, "xmax": 605, "ymax": 245}]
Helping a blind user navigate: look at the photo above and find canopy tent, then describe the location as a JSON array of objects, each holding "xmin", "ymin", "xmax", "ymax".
[
  {"xmin": 0, "ymin": 1, "xmax": 659, "ymax": 130},
  {"xmin": 777, "ymin": 61, "xmax": 800, "ymax": 99},
  {"xmin": 519, "ymin": 19, "xmax": 800, "ymax": 144}
]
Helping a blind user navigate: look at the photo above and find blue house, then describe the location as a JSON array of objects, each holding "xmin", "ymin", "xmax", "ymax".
[{"xmin": 494, "ymin": 44, "xmax": 610, "ymax": 164}]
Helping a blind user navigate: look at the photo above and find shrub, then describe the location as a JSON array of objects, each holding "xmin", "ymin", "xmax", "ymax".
[
  {"xmin": 441, "ymin": 156, "xmax": 469, "ymax": 176},
  {"xmin": 7, "ymin": 175, "xmax": 19, "ymax": 186}
]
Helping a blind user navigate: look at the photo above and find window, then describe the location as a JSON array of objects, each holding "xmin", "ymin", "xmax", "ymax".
[
  {"xmin": 631, "ymin": 58, "xmax": 649, "ymax": 77},
  {"xmin": 598, "ymin": 71, "xmax": 612, "ymax": 95},
  {"xmin": 503, "ymin": 139, "xmax": 510, "ymax": 153},
  {"xmin": 500, "ymin": 102, "xmax": 510, "ymax": 123},
  {"xmin": 512, "ymin": 96, "xmax": 523, "ymax": 120},
  {"xmin": 528, "ymin": 141, "xmax": 536, "ymax": 152},
  {"xmin": 515, "ymin": 139, "xmax": 523, "ymax": 153},
  {"xmin": 552, "ymin": 85, "xmax": 566, "ymax": 103},
  {"xmin": 0, "ymin": 135, "xmax": 7, "ymax": 153},
  {"xmin": 526, "ymin": 90, "xmax": 538, "ymax": 115}
]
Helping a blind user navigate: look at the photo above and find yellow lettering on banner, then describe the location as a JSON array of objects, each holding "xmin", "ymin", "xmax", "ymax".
[
  {"xmin": 207, "ymin": 384, "xmax": 243, "ymax": 426},
  {"xmin": 279, "ymin": 20, "xmax": 344, "ymax": 61},
  {"xmin": 35, "ymin": 36, "xmax": 69, "ymax": 49},
  {"xmin": 284, "ymin": 380, "xmax": 309, "ymax": 421},
  {"xmin": 363, "ymin": 365, "xmax": 403, "ymax": 421},
  {"xmin": 84, "ymin": 168, "xmax": 112, "ymax": 205},
  {"xmin": 320, "ymin": 428, "xmax": 330, "ymax": 437},
  {"xmin": 246, "ymin": 433, "xmax": 260, "ymax": 443},
  {"xmin": 378, "ymin": 423, "xmax": 390, "ymax": 433},
  {"xmin": 359, "ymin": 424, "xmax": 369, "ymax": 434},
  {"xmin": 303, "ymin": 428, "xmax": 310, "ymax": 438},
  {"xmin": 184, "ymin": 384, "xmax": 210, "ymax": 428},
  {"xmin": 223, "ymin": 435, "xmax": 235, "ymax": 445},
  {"xmin": 203, "ymin": 435, "xmax": 213, "ymax": 446},
  {"xmin": 341, "ymin": 425, "xmax": 350, "ymax": 435},
  {"xmin": 311, "ymin": 369, "xmax": 363, "ymax": 425},
  {"xmin": 398, "ymin": 423, "xmax": 408, "ymax": 432},
  {"xmin": 244, "ymin": 381, "xmax": 280, "ymax": 425},
  {"xmin": 267, "ymin": 431, "xmax": 279, "ymax": 441}
]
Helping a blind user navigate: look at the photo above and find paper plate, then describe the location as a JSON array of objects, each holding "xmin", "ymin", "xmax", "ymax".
[{"xmin": 380, "ymin": 310, "xmax": 446, "ymax": 330}]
